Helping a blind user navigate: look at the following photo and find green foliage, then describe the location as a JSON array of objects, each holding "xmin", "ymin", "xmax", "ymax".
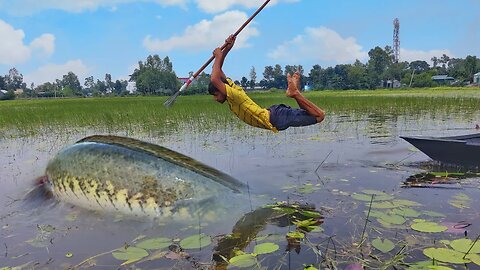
[
  {"xmin": 0, "ymin": 90, "xmax": 15, "ymax": 100},
  {"xmin": 130, "ymin": 54, "xmax": 180, "ymax": 95},
  {"xmin": 372, "ymin": 237, "xmax": 395, "ymax": 253},
  {"xmin": 179, "ymin": 233, "xmax": 211, "ymax": 249}
]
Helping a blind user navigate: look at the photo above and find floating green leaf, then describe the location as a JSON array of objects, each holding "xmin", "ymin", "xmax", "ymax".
[
  {"xmin": 112, "ymin": 246, "xmax": 149, "ymax": 266},
  {"xmin": 298, "ymin": 184, "xmax": 319, "ymax": 194},
  {"xmin": 392, "ymin": 199, "xmax": 421, "ymax": 207},
  {"xmin": 300, "ymin": 210, "xmax": 322, "ymax": 218},
  {"xmin": 229, "ymin": 254, "xmax": 257, "ymax": 268},
  {"xmin": 407, "ymin": 260, "xmax": 452, "ymax": 269},
  {"xmin": 372, "ymin": 237, "xmax": 395, "ymax": 253},
  {"xmin": 287, "ymin": 231, "xmax": 305, "ymax": 239},
  {"xmin": 378, "ymin": 214, "xmax": 406, "ymax": 225},
  {"xmin": 65, "ymin": 252, "xmax": 73, "ymax": 258},
  {"xmin": 391, "ymin": 208, "xmax": 421, "ymax": 218},
  {"xmin": 411, "ymin": 221, "xmax": 448, "ymax": 233},
  {"xmin": 136, "ymin": 237, "xmax": 172, "ymax": 250},
  {"xmin": 179, "ymin": 234, "xmax": 211, "ymax": 249},
  {"xmin": 253, "ymin": 242, "xmax": 279, "ymax": 255},
  {"xmin": 466, "ymin": 253, "xmax": 480, "ymax": 265},
  {"xmin": 423, "ymin": 247, "xmax": 470, "ymax": 264},
  {"xmin": 449, "ymin": 238, "xmax": 480, "ymax": 253},
  {"xmin": 453, "ymin": 193, "xmax": 470, "ymax": 201},
  {"xmin": 448, "ymin": 200, "xmax": 470, "ymax": 209}
]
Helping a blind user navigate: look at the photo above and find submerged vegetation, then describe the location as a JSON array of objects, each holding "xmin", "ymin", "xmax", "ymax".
[{"xmin": 1, "ymin": 87, "xmax": 479, "ymax": 138}]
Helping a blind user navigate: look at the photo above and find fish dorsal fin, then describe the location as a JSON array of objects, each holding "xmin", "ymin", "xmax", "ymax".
[{"xmin": 78, "ymin": 135, "xmax": 246, "ymax": 193}]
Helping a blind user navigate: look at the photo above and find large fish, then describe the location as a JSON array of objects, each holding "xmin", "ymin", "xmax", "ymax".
[{"xmin": 43, "ymin": 135, "xmax": 247, "ymax": 219}]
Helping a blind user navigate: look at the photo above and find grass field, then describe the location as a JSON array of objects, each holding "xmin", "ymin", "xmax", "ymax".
[{"xmin": 1, "ymin": 87, "xmax": 479, "ymax": 138}]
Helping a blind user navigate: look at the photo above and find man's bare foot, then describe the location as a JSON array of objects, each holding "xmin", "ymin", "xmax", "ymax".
[{"xmin": 286, "ymin": 72, "xmax": 301, "ymax": 98}]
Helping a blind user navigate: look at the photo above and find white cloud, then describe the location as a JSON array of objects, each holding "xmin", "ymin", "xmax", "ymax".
[
  {"xmin": 24, "ymin": 60, "xmax": 90, "ymax": 86},
  {"xmin": 400, "ymin": 48, "xmax": 454, "ymax": 64},
  {"xmin": 195, "ymin": 0, "xmax": 299, "ymax": 14},
  {"xmin": 0, "ymin": 0, "xmax": 296, "ymax": 14},
  {"xmin": 30, "ymin": 34, "xmax": 55, "ymax": 58},
  {"xmin": 268, "ymin": 26, "xmax": 368, "ymax": 64},
  {"xmin": 0, "ymin": 20, "xmax": 31, "ymax": 65},
  {"xmin": 0, "ymin": 0, "xmax": 187, "ymax": 15},
  {"xmin": 143, "ymin": 10, "xmax": 259, "ymax": 52},
  {"xmin": 0, "ymin": 19, "xmax": 55, "ymax": 65}
]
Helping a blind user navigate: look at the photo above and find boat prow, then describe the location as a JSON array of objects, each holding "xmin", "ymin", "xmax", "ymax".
[{"xmin": 401, "ymin": 133, "xmax": 480, "ymax": 167}]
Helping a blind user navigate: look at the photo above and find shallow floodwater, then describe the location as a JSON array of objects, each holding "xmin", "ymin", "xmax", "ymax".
[{"xmin": 1, "ymin": 98, "xmax": 480, "ymax": 269}]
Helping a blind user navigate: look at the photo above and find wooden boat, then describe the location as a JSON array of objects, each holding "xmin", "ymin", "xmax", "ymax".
[{"xmin": 400, "ymin": 133, "xmax": 480, "ymax": 167}]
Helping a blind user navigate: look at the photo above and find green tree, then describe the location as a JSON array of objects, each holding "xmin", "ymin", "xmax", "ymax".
[
  {"xmin": 273, "ymin": 64, "xmax": 285, "ymax": 89},
  {"xmin": 308, "ymin": 64, "xmax": 322, "ymax": 89},
  {"xmin": 464, "ymin": 55, "xmax": 478, "ymax": 83},
  {"xmin": 262, "ymin": 66, "xmax": 274, "ymax": 88},
  {"xmin": 130, "ymin": 54, "xmax": 179, "ymax": 95},
  {"xmin": 187, "ymin": 72, "xmax": 210, "ymax": 94},
  {"xmin": 0, "ymin": 76, "xmax": 5, "ymax": 89},
  {"xmin": 346, "ymin": 61, "xmax": 369, "ymax": 89},
  {"xmin": 5, "ymin": 68, "xmax": 23, "ymax": 91},
  {"xmin": 61, "ymin": 72, "xmax": 82, "ymax": 96},
  {"xmin": 367, "ymin": 46, "xmax": 391, "ymax": 89},
  {"xmin": 240, "ymin": 76, "xmax": 248, "ymax": 88},
  {"xmin": 249, "ymin": 66, "xmax": 256, "ymax": 89},
  {"xmin": 113, "ymin": 80, "xmax": 128, "ymax": 96},
  {"xmin": 105, "ymin": 73, "xmax": 113, "ymax": 93},
  {"xmin": 409, "ymin": 61, "xmax": 430, "ymax": 72},
  {"xmin": 431, "ymin": 56, "xmax": 439, "ymax": 68}
]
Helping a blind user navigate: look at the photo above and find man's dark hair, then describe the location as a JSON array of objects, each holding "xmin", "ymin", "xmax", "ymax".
[{"xmin": 208, "ymin": 77, "xmax": 228, "ymax": 95}]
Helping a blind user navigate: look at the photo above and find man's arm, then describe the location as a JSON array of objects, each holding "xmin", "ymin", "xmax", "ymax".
[{"xmin": 211, "ymin": 35, "xmax": 236, "ymax": 95}]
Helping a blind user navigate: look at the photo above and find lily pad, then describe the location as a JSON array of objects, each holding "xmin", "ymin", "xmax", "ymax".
[
  {"xmin": 229, "ymin": 254, "xmax": 257, "ymax": 268},
  {"xmin": 423, "ymin": 247, "xmax": 470, "ymax": 264},
  {"xmin": 411, "ymin": 221, "xmax": 448, "ymax": 233},
  {"xmin": 136, "ymin": 237, "xmax": 172, "ymax": 250},
  {"xmin": 179, "ymin": 234, "xmax": 211, "ymax": 249},
  {"xmin": 287, "ymin": 231, "xmax": 305, "ymax": 239},
  {"xmin": 298, "ymin": 184, "xmax": 319, "ymax": 194},
  {"xmin": 372, "ymin": 237, "xmax": 395, "ymax": 253},
  {"xmin": 453, "ymin": 193, "xmax": 470, "ymax": 201},
  {"xmin": 378, "ymin": 214, "xmax": 406, "ymax": 225},
  {"xmin": 448, "ymin": 200, "xmax": 470, "ymax": 209},
  {"xmin": 253, "ymin": 242, "xmax": 279, "ymax": 255},
  {"xmin": 112, "ymin": 246, "xmax": 149, "ymax": 266},
  {"xmin": 449, "ymin": 238, "xmax": 480, "ymax": 253},
  {"xmin": 466, "ymin": 253, "xmax": 480, "ymax": 265},
  {"xmin": 391, "ymin": 208, "xmax": 421, "ymax": 218}
]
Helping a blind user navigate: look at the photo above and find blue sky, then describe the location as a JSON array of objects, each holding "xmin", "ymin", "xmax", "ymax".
[{"xmin": 0, "ymin": 0, "xmax": 478, "ymax": 86}]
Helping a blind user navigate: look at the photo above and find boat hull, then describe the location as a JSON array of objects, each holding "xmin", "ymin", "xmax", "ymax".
[{"xmin": 401, "ymin": 133, "xmax": 480, "ymax": 167}]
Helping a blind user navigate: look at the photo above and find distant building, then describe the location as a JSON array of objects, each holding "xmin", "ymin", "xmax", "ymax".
[
  {"xmin": 474, "ymin": 72, "xmax": 480, "ymax": 84},
  {"xmin": 380, "ymin": 79, "xmax": 401, "ymax": 88},
  {"xmin": 0, "ymin": 89, "xmax": 7, "ymax": 97},
  {"xmin": 432, "ymin": 75, "xmax": 455, "ymax": 85}
]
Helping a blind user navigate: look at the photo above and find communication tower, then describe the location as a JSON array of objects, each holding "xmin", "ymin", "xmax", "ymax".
[{"xmin": 393, "ymin": 18, "xmax": 400, "ymax": 63}]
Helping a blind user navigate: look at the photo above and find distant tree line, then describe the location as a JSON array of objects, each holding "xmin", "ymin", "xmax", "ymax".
[{"xmin": 1, "ymin": 45, "xmax": 479, "ymax": 100}]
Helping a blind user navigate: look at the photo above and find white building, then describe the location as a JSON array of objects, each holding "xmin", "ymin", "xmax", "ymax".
[{"xmin": 474, "ymin": 72, "xmax": 480, "ymax": 84}]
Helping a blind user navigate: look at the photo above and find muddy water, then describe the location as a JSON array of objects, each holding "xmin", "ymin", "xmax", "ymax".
[{"xmin": 1, "ymin": 106, "xmax": 480, "ymax": 269}]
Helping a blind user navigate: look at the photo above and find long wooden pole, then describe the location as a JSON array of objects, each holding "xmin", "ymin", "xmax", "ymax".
[{"xmin": 164, "ymin": 0, "xmax": 271, "ymax": 107}]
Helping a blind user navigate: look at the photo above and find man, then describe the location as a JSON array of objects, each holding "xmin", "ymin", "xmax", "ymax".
[{"xmin": 208, "ymin": 35, "xmax": 325, "ymax": 133}]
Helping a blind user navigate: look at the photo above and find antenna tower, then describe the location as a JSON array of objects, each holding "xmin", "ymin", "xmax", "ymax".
[{"xmin": 393, "ymin": 18, "xmax": 400, "ymax": 63}]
